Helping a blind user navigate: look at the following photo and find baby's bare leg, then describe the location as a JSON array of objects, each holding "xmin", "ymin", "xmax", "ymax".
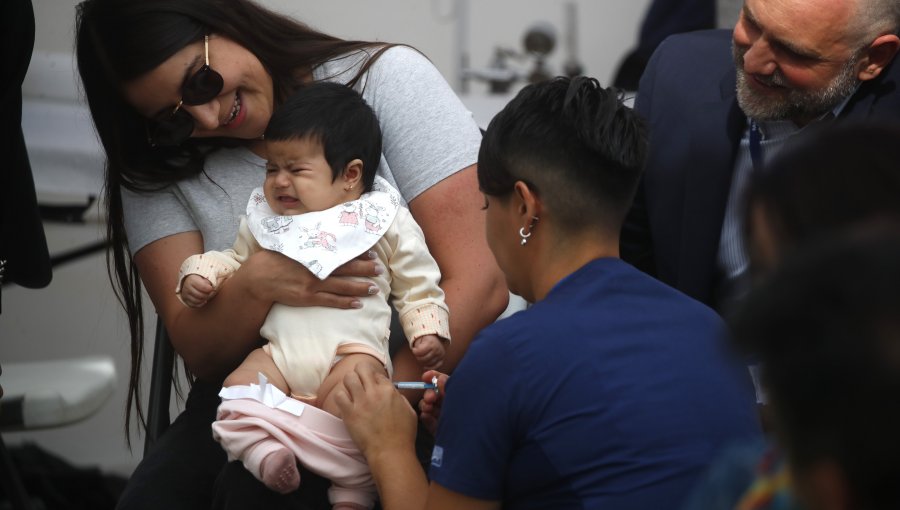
[
  {"xmin": 318, "ymin": 353, "xmax": 387, "ymax": 418},
  {"xmin": 223, "ymin": 346, "xmax": 290, "ymax": 395},
  {"xmin": 317, "ymin": 355, "xmax": 384, "ymax": 508},
  {"xmin": 220, "ymin": 346, "xmax": 299, "ymax": 494}
]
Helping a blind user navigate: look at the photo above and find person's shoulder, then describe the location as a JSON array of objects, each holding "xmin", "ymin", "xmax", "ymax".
[
  {"xmin": 637, "ymin": 29, "xmax": 736, "ymax": 116},
  {"xmin": 660, "ymin": 29, "xmax": 732, "ymax": 50},
  {"xmin": 593, "ymin": 259, "xmax": 724, "ymax": 326},
  {"xmin": 469, "ymin": 307, "xmax": 539, "ymax": 352},
  {"xmin": 626, "ymin": 263, "xmax": 721, "ymax": 316},
  {"xmin": 653, "ymin": 29, "xmax": 733, "ymax": 65},
  {"xmin": 844, "ymin": 54, "xmax": 900, "ymax": 118},
  {"xmin": 372, "ymin": 45, "xmax": 429, "ymax": 67},
  {"xmin": 671, "ymin": 28, "xmax": 732, "ymax": 44},
  {"xmin": 363, "ymin": 45, "xmax": 435, "ymax": 83}
]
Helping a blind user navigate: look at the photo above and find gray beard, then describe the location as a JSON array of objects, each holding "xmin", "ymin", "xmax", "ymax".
[{"xmin": 733, "ymin": 44, "xmax": 860, "ymax": 122}]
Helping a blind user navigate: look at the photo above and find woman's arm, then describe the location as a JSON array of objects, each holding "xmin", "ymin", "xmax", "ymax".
[
  {"xmin": 357, "ymin": 47, "xmax": 507, "ymax": 381},
  {"xmin": 135, "ymin": 231, "xmax": 379, "ymax": 380},
  {"xmin": 392, "ymin": 165, "xmax": 508, "ymax": 382}
]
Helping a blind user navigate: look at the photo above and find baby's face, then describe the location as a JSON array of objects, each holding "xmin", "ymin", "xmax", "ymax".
[{"xmin": 264, "ymin": 137, "xmax": 351, "ymax": 215}]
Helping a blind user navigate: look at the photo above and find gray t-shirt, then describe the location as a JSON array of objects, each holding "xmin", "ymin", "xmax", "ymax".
[{"xmin": 123, "ymin": 46, "xmax": 482, "ymax": 253}]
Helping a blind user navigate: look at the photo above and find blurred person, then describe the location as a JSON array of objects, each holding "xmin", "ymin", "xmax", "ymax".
[
  {"xmin": 730, "ymin": 228, "xmax": 900, "ymax": 510},
  {"xmin": 681, "ymin": 122, "xmax": 900, "ymax": 510},
  {"xmin": 742, "ymin": 122, "xmax": 900, "ymax": 276}
]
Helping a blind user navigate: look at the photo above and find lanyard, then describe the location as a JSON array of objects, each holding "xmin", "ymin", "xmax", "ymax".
[{"xmin": 749, "ymin": 120, "xmax": 763, "ymax": 173}]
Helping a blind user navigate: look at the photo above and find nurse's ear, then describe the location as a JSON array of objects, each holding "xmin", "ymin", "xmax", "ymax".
[{"xmin": 512, "ymin": 180, "xmax": 542, "ymax": 225}]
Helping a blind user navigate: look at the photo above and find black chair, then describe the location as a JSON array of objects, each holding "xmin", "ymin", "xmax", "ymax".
[{"xmin": 143, "ymin": 317, "xmax": 176, "ymax": 457}]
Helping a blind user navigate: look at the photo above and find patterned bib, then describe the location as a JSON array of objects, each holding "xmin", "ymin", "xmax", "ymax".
[{"xmin": 246, "ymin": 176, "xmax": 402, "ymax": 279}]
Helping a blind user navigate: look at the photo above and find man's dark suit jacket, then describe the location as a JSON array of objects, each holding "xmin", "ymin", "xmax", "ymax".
[{"xmin": 621, "ymin": 29, "xmax": 900, "ymax": 308}]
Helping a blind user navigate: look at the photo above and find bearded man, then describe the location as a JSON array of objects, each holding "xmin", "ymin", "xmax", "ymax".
[{"xmin": 621, "ymin": 0, "xmax": 900, "ymax": 313}]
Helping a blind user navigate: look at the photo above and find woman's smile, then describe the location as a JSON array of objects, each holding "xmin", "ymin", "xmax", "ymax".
[
  {"xmin": 223, "ymin": 91, "xmax": 245, "ymax": 128},
  {"xmin": 124, "ymin": 35, "xmax": 274, "ymax": 142}
]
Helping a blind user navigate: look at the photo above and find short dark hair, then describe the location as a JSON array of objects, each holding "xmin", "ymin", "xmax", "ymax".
[
  {"xmin": 265, "ymin": 82, "xmax": 382, "ymax": 192},
  {"xmin": 731, "ymin": 229, "xmax": 900, "ymax": 510},
  {"xmin": 477, "ymin": 76, "xmax": 647, "ymax": 234},
  {"xmin": 744, "ymin": 121, "xmax": 900, "ymax": 266}
]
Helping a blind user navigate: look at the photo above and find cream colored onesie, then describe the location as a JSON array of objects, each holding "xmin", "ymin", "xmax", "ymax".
[{"xmin": 176, "ymin": 184, "xmax": 450, "ymax": 400}]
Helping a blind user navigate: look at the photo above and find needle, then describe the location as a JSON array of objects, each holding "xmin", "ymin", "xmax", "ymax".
[
  {"xmin": 393, "ymin": 375, "xmax": 441, "ymax": 393},
  {"xmin": 392, "ymin": 382, "xmax": 437, "ymax": 390}
]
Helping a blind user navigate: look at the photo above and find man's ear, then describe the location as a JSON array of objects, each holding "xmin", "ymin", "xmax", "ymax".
[
  {"xmin": 342, "ymin": 159, "xmax": 364, "ymax": 188},
  {"xmin": 857, "ymin": 33, "xmax": 900, "ymax": 81}
]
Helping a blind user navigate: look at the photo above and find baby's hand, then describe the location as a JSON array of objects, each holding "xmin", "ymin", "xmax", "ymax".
[
  {"xmin": 181, "ymin": 274, "xmax": 215, "ymax": 308},
  {"xmin": 411, "ymin": 334, "xmax": 446, "ymax": 371}
]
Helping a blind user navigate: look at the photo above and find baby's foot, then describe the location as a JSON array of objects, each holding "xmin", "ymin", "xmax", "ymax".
[{"xmin": 259, "ymin": 448, "xmax": 300, "ymax": 494}]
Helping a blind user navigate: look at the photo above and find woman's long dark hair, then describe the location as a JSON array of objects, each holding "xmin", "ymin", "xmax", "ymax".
[{"xmin": 75, "ymin": 0, "xmax": 401, "ymax": 445}]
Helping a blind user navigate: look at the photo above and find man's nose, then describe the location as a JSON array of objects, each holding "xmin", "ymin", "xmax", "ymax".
[{"xmin": 742, "ymin": 39, "xmax": 778, "ymax": 76}]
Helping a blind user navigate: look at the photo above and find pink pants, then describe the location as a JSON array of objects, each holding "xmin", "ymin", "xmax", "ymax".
[{"xmin": 212, "ymin": 398, "xmax": 376, "ymax": 508}]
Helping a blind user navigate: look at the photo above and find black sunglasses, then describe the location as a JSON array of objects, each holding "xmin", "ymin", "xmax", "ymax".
[{"xmin": 147, "ymin": 34, "xmax": 225, "ymax": 147}]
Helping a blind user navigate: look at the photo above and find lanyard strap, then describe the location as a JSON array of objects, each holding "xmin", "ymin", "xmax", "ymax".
[{"xmin": 749, "ymin": 120, "xmax": 763, "ymax": 173}]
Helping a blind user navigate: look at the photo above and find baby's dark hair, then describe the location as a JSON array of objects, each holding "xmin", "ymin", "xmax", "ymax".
[
  {"xmin": 265, "ymin": 82, "xmax": 382, "ymax": 191},
  {"xmin": 478, "ymin": 76, "xmax": 646, "ymax": 234}
]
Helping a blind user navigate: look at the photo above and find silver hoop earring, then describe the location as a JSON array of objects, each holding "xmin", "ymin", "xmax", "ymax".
[
  {"xmin": 519, "ymin": 216, "xmax": 539, "ymax": 246},
  {"xmin": 519, "ymin": 227, "xmax": 531, "ymax": 246}
]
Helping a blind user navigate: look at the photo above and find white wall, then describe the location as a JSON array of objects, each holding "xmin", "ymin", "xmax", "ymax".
[
  {"xmin": 4, "ymin": 0, "xmax": 651, "ymax": 479},
  {"xmin": 31, "ymin": 0, "xmax": 652, "ymax": 93}
]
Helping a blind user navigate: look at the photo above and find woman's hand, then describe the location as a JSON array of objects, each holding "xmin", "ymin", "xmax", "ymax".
[
  {"xmin": 246, "ymin": 249, "xmax": 381, "ymax": 309},
  {"xmin": 136, "ymin": 233, "xmax": 382, "ymax": 380},
  {"xmin": 418, "ymin": 370, "xmax": 449, "ymax": 436}
]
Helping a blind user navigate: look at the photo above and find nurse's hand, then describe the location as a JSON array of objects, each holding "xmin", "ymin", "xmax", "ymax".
[
  {"xmin": 334, "ymin": 362, "xmax": 418, "ymax": 460},
  {"xmin": 418, "ymin": 370, "xmax": 449, "ymax": 436}
]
